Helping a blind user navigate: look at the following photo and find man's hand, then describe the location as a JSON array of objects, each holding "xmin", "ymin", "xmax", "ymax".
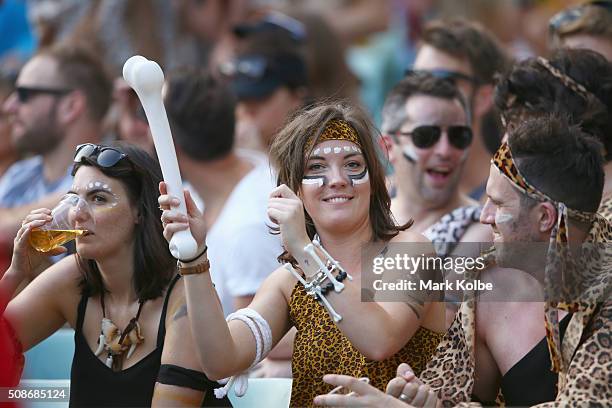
[
  {"xmin": 386, "ymin": 363, "xmax": 439, "ymax": 408},
  {"xmin": 314, "ymin": 374, "xmax": 410, "ymax": 407}
]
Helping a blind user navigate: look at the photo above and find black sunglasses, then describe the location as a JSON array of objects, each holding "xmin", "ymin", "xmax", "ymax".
[
  {"xmin": 405, "ymin": 69, "xmax": 481, "ymax": 85},
  {"xmin": 15, "ymin": 86, "xmax": 72, "ymax": 103},
  {"xmin": 398, "ymin": 125, "xmax": 473, "ymax": 150},
  {"xmin": 549, "ymin": 1, "xmax": 612, "ymax": 35},
  {"xmin": 73, "ymin": 143, "xmax": 128, "ymax": 170}
]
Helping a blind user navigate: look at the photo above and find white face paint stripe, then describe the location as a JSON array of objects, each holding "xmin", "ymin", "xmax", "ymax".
[
  {"xmin": 313, "ymin": 148, "xmax": 321, "ymax": 155},
  {"xmin": 402, "ymin": 145, "xmax": 418, "ymax": 162},
  {"xmin": 323, "ymin": 147, "xmax": 332, "ymax": 154},
  {"xmin": 495, "ymin": 212, "xmax": 513, "ymax": 224},
  {"xmin": 349, "ymin": 170, "xmax": 369, "ymax": 186},
  {"xmin": 302, "ymin": 177, "xmax": 325, "ymax": 188},
  {"xmin": 352, "ymin": 172, "xmax": 369, "ymax": 185}
]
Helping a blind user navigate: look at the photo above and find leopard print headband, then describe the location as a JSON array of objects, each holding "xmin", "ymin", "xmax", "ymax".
[
  {"xmin": 536, "ymin": 57, "xmax": 604, "ymax": 106},
  {"xmin": 305, "ymin": 119, "xmax": 362, "ymax": 154}
]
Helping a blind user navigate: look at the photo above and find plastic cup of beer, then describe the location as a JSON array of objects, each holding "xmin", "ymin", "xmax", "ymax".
[{"xmin": 29, "ymin": 194, "xmax": 89, "ymax": 252}]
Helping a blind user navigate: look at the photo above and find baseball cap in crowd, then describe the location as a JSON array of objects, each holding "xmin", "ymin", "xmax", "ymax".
[
  {"xmin": 220, "ymin": 53, "xmax": 308, "ymax": 100},
  {"xmin": 233, "ymin": 11, "xmax": 307, "ymax": 43}
]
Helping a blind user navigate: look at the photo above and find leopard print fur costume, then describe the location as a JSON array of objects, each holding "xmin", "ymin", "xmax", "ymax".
[
  {"xmin": 288, "ymin": 282, "xmax": 443, "ymax": 407},
  {"xmin": 598, "ymin": 195, "xmax": 612, "ymax": 223}
]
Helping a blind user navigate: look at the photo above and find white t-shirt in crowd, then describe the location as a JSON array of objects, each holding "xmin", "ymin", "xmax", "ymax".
[{"xmin": 190, "ymin": 150, "xmax": 282, "ymax": 315}]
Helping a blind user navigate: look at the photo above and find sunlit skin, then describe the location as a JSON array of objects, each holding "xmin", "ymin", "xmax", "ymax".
[
  {"xmin": 68, "ymin": 166, "xmax": 138, "ymax": 260},
  {"xmin": 300, "ymin": 140, "xmax": 371, "ymax": 236},
  {"xmin": 480, "ymin": 165, "xmax": 547, "ymax": 271}
]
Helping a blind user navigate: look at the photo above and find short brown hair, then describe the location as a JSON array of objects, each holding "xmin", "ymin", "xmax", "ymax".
[
  {"xmin": 40, "ymin": 42, "xmax": 112, "ymax": 122},
  {"xmin": 508, "ymin": 114, "xmax": 604, "ymax": 213},
  {"xmin": 269, "ymin": 102, "xmax": 410, "ymax": 261},
  {"xmin": 382, "ymin": 73, "xmax": 469, "ymax": 134},
  {"xmin": 420, "ymin": 18, "xmax": 509, "ymax": 84}
]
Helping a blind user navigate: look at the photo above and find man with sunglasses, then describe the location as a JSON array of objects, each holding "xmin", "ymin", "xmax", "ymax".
[
  {"xmin": 549, "ymin": 0, "xmax": 612, "ymax": 61},
  {"xmin": 412, "ymin": 18, "xmax": 509, "ymax": 201},
  {"xmin": 0, "ymin": 43, "xmax": 111, "ymax": 251},
  {"xmin": 382, "ymin": 73, "xmax": 492, "ymax": 328}
]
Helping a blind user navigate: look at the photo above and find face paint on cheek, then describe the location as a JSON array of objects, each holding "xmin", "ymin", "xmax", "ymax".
[
  {"xmin": 402, "ymin": 145, "xmax": 418, "ymax": 163},
  {"xmin": 495, "ymin": 212, "xmax": 514, "ymax": 225},
  {"xmin": 302, "ymin": 175, "xmax": 327, "ymax": 188},
  {"xmin": 348, "ymin": 169, "xmax": 369, "ymax": 186}
]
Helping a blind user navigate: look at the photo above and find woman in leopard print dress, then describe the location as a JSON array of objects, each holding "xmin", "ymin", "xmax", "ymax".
[{"xmin": 160, "ymin": 102, "xmax": 446, "ymax": 407}]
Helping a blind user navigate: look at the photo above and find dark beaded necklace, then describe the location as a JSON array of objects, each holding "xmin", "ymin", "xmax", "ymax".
[{"xmin": 319, "ymin": 270, "xmax": 349, "ymax": 295}]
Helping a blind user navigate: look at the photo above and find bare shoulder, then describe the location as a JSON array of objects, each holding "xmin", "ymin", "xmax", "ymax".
[
  {"xmin": 478, "ymin": 265, "xmax": 542, "ymax": 302},
  {"xmin": 7, "ymin": 254, "xmax": 82, "ymax": 330},
  {"xmin": 31, "ymin": 255, "xmax": 82, "ymax": 293}
]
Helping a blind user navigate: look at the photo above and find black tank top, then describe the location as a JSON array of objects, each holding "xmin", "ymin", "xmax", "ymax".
[
  {"xmin": 69, "ymin": 275, "xmax": 180, "ymax": 407},
  {"xmin": 500, "ymin": 313, "xmax": 572, "ymax": 406}
]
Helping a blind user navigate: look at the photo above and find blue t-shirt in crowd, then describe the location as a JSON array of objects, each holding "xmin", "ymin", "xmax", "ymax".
[{"xmin": 0, "ymin": 156, "xmax": 73, "ymax": 207}]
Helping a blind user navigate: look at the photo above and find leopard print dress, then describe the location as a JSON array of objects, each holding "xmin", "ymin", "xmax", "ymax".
[{"xmin": 289, "ymin": 283, "xmax": 444, "ymax": 407}]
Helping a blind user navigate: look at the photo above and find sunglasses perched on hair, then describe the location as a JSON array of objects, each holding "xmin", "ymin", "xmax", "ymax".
[
  {"xmin": 15, "ymin": 86, "xmax": 72, "ymax": 103},
  {"xmin": 404, "ymin": 69, "xmax": 481, "ymax": 85},
  {"xmin": 73, "ymin": 143, "xmax": 128, "ymax": 169},
  {"xmin": 549, "ymin": 0, "xmax": 612, "ymax": 35},
  {"xmin": 397, "ymin": 125, "xmax": 473, "ymax": 150}
]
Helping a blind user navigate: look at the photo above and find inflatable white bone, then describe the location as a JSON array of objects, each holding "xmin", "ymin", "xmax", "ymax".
[{"xmin": 123, "ymin": 56, "xmax": 198, "ymax": 260}]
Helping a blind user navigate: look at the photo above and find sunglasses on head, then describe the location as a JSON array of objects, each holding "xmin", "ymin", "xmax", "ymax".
[
  {"xmin": 73, "ymin": 143, "xmax": 128, "ymax": 170},
  {"xmin": 549, "ymin": 0, "xmax": 612, "ymax": 35},
  {"xmin": 397, "ymin": 125, "xmax": 473, "ymax": 150},
  {"xmin": 15, "ymin": 86, "xmax": 71, "ymax": 103},
  {"xmin": 404, "ymin": 69, "xmax": 481, "ymax": 85}
]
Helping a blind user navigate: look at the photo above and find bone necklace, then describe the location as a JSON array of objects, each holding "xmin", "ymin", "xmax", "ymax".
[{"xmin": 94, "ymin": 295, "xmax": 145, "ymax": 371}]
